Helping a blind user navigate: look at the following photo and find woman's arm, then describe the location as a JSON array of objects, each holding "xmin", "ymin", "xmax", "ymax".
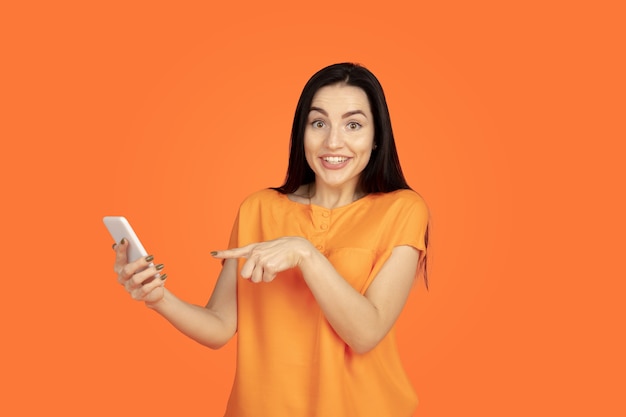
[
  {"xmin": 213, "ymin": 237, "xmax": 419, "ymax": 354},
  {"xmin": 298, "ymin": 244, "xmax": 419, "ymax": 354},
  {"xmin": 114, "ymin": 239, "xmax": 237, "ymax": 349}
]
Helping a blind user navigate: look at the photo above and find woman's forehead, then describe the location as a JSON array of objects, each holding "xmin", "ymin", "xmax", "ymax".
[{"xmin": 310, "ymin": 84, "xmax": 371, "ymax": 114}]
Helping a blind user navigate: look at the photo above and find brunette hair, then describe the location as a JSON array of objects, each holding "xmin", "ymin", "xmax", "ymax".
[{"xmin": 273, "ymin": 62, "xmax": 429, "ymax": 287}]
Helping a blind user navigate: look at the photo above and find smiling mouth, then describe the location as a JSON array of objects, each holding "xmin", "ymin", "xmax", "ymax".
[{"xmin": 322, "ymin": 156, "xmax": 349, "ymax": 164}]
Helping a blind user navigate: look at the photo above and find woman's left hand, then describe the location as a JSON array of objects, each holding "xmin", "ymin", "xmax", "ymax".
[{"xmin": 211, "ymin": 237, "xmax": 313, "ymax": 283}]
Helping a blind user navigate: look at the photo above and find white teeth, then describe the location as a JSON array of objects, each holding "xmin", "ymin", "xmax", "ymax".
[{"xmin": 323, "ymin": 156, "xmax": 348, "ymax": 164}]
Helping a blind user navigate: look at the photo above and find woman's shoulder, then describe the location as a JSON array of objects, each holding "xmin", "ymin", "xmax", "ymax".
[
  {"xmin": 246, "ymin": 187, "xmax": 280, "ymax": 200},
  {"xmin": 367, "ymin": 190, "xmax": 430, "ymax": 238},
  {"xmin": 372, "ymin": 189, "xmax": 428, "ymax": 209},
  {"xmin": 238, "ymin": 188, "xmax": 285, "ymax": 209},
  {"xmin": 363, "ymin": 189, "xmax": 429, "ymax": 223}
]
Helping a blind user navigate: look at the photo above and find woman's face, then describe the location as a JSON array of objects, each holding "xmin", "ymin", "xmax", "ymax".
[{"xmin": 304, "ymin": 83, "xmax": 375, "ymax": 192}]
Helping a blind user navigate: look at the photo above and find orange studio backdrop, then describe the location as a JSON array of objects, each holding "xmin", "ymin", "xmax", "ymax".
[{"xmin": 1, "ymin": 1, "xmax": 624, "ymax": 416}]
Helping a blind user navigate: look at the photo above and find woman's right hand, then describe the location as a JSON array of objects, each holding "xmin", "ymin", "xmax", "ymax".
[{"xmin": 113, "ymin": 238, "xmax": 167, "ymax": 305}]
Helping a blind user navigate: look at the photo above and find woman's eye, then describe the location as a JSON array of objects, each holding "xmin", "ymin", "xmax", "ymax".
[
  {"xmin": 312, "ymin": 120, "xmax": 325, "ymax": 128},
  {"xmin": 347, "ymin": 122, "xmax": 361, "ymax": 130}
]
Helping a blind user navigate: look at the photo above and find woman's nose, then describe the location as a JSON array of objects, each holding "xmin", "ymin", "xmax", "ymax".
[{"xmin": 324, "ymin": 126, "xmax": 343, "ymax": 149}]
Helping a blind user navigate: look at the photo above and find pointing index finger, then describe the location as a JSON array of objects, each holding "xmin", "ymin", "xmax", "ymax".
[{"xmin": 211, "ymin": 244, "xmax": 256, "ymax": 259}]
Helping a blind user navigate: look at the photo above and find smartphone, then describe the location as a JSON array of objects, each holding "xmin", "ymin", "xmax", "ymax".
[{"xmin": 103, "ymin": 216, "xmax": 150, "ymax": 263}]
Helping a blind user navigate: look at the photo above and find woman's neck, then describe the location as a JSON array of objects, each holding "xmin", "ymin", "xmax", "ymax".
[{"xmin": 307, "ymin": 182, "xmax": 365, "ymax": 209}]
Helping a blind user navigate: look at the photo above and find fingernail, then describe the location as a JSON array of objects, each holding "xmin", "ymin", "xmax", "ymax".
[
  {"xmin": 160, "ymin": 274, "xmax": 168, "ymax": 280},
  {"xmin": 155, "ymin": 263, "xmax": 164, "ymax": 271},
  {"xmin": 145, "ymin": 255, "xmax": 154, "ymax": 262},
  {"xmin": 112, "ymin": 243, "xmax": 117, "ymax": 250},
  {"xmin": 120, "ymin": 238, "xmax": 127, "ymax": 245},
  {"xmin": 210, "ymin": 251, "xmax": 217, "ymax": 256}
]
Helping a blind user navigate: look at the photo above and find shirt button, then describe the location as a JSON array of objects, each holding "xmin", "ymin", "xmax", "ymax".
[
  {"xmin": 321, "ymin": 223, "xmax": 328, "ymax": 230},
  {"xmin": 322, "ymin": 211, "xmax": 330, "ymax": 218}
]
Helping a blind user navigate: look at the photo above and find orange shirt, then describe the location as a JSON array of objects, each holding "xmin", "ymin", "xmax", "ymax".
[{"xmin": 223, "ymin": 188, "xmax": 429, "ymax": 417}]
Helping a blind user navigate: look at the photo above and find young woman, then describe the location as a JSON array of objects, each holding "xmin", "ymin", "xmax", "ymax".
[{"xmin": 113, "ymin": 63, "xmax": 430, "ymax": 416}]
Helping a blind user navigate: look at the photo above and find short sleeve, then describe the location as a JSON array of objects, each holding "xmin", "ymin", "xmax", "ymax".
[{"xmin": 385, "ymin": 192, "xmax": 429, "ymax": 254}]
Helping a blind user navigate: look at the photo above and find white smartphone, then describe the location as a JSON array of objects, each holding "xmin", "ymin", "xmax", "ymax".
[{"xmin": 103, "ymin": 216, "xmax": 150, "ymax": 263}]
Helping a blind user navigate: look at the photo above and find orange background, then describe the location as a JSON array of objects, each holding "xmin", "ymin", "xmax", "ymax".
[{"xmin": 1, "ymin": 1, "xmax": 624, "ymax": 416}]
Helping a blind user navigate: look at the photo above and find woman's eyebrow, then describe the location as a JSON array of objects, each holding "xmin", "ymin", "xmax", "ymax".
[
  {"xmin": 342, "ymin": 110, "xmax": 368, "ymax": 119},
  {"xmin": 309, "ymin": 107, "xmax": 368, "ymax": 119},
  {"xmin": 309, "ymin": 106, "xmax": 328, "ymax": 116}
]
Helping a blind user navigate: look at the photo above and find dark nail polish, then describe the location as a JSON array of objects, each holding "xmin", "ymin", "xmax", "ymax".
[
  {"xmin": 112, "ymin": 243, "xmax": 117, "ymax": 250},
  {"xmin": 210, "ymin": 251, "xmax": 217, "ymax": 256},
  {"xmin": 145, "ymin": 255, "xmax": 154, "ymax": 263},
  {"xmin": 120, "ymin": 238, "xmax": 127, "ymax": 245},
  {"xmin": 160, "ymin": 274, "xmax": 168, "ymax": 280},
  {"xmin": 155, "ymin": 263, "xmax": 164, "ymax": 271}
]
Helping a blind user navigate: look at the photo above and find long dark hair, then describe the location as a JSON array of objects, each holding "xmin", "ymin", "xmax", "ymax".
[{"xmin": 274, "ymin": 62, "xmax": 429, "ymax": 287}]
